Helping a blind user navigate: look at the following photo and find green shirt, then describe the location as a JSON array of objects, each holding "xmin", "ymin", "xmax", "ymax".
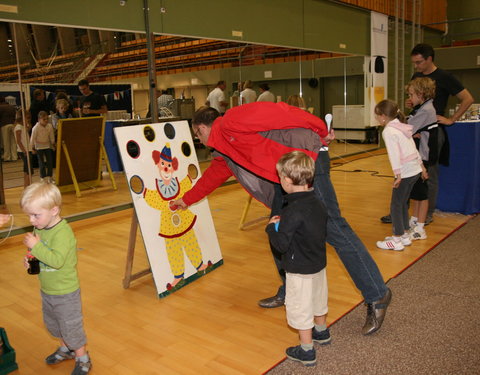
[{"xmin": 31, "ymin": 219, "xmax": 79, "ymax": 295}]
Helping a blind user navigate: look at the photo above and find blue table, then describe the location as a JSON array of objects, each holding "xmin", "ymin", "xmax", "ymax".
[
  {"xmin": 437, "ymin": 121, "xmax": 480, "ymax": 215},
  {"xmin": 104, "ymin": 121, "xmax": 126, "ymax": 172}
]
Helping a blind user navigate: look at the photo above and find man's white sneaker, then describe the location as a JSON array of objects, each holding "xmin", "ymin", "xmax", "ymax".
[
  {"xmin": 376, "ymin": 238, "xmax": 404, "ymax": 251},
  {"xmin": 385, "ymin": 235, "xmax": 411, "ymax": 246},
  {"xmin": 410, "ymin": 226, "xmax": 427, "ymax": 240}
]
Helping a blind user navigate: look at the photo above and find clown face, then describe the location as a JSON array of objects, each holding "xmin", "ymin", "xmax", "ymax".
[{"xmin": 158, "ymin": 159, "xmax": 174, "ymax": 184}]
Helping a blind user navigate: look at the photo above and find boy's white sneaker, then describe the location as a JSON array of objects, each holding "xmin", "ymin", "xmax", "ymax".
[
  {"xmin": 376, "ymin": 238, "xmax": 404, "ymax": 251},
  {"xmin": 410, "ymin": 226, "xmax": 427, "ymax": 241}
]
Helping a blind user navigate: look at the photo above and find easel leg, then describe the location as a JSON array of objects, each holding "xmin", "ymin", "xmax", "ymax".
[
  {"xmin": 61, "ymin": 141, "xmax": 81, "ymax": 198},
  {"xmin": 238, "ymin": 194, "xmax": 269, "ymax": 230},
  {"xmin": 238, "ymin": 195, "xmax": 252, "ymax": 230},
  {"xmin": 123, "ymin": 210, "xmax": 151, "ymax": 288}
]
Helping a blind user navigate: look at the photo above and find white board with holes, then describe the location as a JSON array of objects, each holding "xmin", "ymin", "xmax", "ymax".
[{"xmin": 114, "ymin": 121, "xmax": 223, "ymax": 298}]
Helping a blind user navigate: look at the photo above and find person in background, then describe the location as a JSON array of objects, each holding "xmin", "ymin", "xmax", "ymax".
[
  {"xmin": 157, "ymin": 89, "xmax": 174, "ymax": 111},
  {"xmin": 287, "ymin": 94, "xmax": 306, "ymax": 110},
  {"xmin": 21, "ymin": 182, "xmax": 92, "ymax": 375},
  {"xmin": 0, "ymin": 96, "xmax": 18, "ymax": 161},
  {"xmin": 381, "ymin": 43, "xmax": 474, "ymax": 225},
  {"xmin": 406, "ymin": 77, "xmax": 438, "ymax": 241},
  {"xmin": 240, "ymin": 80, "xmax": 257, "ymax": 104},
  {"xmin": 29, "ymin": 89, "xmax": 50, "ymax": 133},
  {"xmin": 52, "ymin": 99, "xmax": 73, "ymax": 130},
  {"xmin": 266, "ymin": 151, "xmax": 330, "ymax": 367},
  {"xmin": 375, "ymin": 99, "xmax": 427, "ymax": 251},
  {"xmin": 206, "ymin": 80, "xmax": 228, "ymax": 114},
  {"xmin": 14, "ymin": 110, "xmax": 34, "ymax": 188},
  {"xmin": 54, "ymin": 91, "xmax": 75, "ymax": 118},
  {"xmin": 257, "ymin": 83, "xmax": 276, "ymax": 102},
  {"xmin": 78, "ymin": 79, "xmax": 107, "ymax": 117},
  {"xmin": 31, "ymin": 111, "xmax": 55, "ymax": 183}
]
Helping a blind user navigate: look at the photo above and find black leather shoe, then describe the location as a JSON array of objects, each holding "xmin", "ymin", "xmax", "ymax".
[
  {"xmin": 258, "ymin": 295, "xmax": 285, "ymax": 308},
  {"xmin": 362, "ymin": 288, "xmax": 392, "ymax": 335},
  {"xmin": 380, "ymin": 214, "xmax": 392, "ymax": 223}
]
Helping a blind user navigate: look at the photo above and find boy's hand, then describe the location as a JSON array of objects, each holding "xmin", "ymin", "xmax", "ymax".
[
  {"xmin": 23, "ymin": 232, "xmax": 40, "ymax": 249},
  {"xmin": 23, "ymin": 255, "xmax": 30, "ymax": 269},
  {"xmin": 268, "ymin": 215, "xmax": 280, "ymax": 225}
]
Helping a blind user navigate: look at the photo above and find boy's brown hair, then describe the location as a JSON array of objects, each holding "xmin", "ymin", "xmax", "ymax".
[
  {"xmin": 406, "ymin": 77, "xmax": 436, "ymax": 101},
  {"xmin": 276, "ymin": 151, "xmax": 315, "ymax": 186}
]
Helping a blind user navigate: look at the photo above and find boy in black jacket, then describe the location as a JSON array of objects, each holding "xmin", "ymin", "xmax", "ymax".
[{"xmin": 266, "ymin": 151, "xmax": 329, "ymax": 367}]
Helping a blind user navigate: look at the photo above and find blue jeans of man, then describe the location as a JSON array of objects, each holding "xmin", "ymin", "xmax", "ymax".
[{"xmin": 270, "ymin": 151, "xmax": 387, "ymax": 303}]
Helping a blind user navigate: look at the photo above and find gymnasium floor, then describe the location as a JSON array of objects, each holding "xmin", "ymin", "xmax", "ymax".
[{"xmin": 0, "ymin": 144, "xmax": 469, "ymax": 374}]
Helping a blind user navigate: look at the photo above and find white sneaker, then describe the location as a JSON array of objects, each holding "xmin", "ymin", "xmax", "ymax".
[
  {"xmin": 377, "ymin": 238, "xmax": 404, "ymax": 251},
  {"xmin": 410, "ymin": 226, "xmax": 427, "ymax": 241},
  {"xmin": 385, "ymin": 235, "xmax": 412, "ymax": 246},
  {"xmin": 409, "ymin": 217, "xmax": 418, "ymax": 229},
  {"xmin": 401, "ymin": 234, "xmax": 412, "ymax": 246}
]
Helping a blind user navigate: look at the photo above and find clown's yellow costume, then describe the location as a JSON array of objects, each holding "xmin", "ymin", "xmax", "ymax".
[{"xmin": 144, "ymin": 172, "xmax": 205, "ymax": 281}]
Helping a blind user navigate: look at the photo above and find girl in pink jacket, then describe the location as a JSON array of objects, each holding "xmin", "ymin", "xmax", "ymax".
[{"xmin": 375, "ymin": 99, "xmax": 428, "ymax": 251}]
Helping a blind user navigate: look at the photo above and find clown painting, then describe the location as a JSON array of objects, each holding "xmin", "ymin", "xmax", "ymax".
[
  {"xmin": 143, "ymin": 143, "xmax": 210, "ymax": 290},
  {"xmin": 114, "ymin": 121, "xmax": 223, "ymax": 298}
]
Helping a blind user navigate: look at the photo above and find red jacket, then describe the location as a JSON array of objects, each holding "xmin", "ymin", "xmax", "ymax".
[{"xmin": 183, "ymin": 102, "xmax": 328, "ymax": 206}]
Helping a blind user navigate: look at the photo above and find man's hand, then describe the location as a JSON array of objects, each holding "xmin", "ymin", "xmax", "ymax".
[
  {"xmin": 173, "ymin": 198, "xmax": 188, "ymax": 210},
  {"xmin": 436, "ymin": 115, "xmax": 454, "ymax": 126},
  {"xmin": 323, "ymin": 129, "xmax": 335, "ymax": 144}
]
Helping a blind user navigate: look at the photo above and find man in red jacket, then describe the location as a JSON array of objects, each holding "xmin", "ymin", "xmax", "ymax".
[{"xmin": 175, "ymin": 103, "xmax": 392, "ymax": 335}]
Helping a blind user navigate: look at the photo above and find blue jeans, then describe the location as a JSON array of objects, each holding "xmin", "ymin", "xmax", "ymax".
[{"xmin": 270, "ymin": 151, "xmax": 387, "ymax": 303}]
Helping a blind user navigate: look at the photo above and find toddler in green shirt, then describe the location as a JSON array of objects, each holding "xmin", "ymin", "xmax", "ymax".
[{"xmin": 21, "ymin": 181, "xmax": 91, "ymax": 375}]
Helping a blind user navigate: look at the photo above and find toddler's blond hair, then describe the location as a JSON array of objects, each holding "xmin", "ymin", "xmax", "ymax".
[{"xmin": 20, "ymin": 182, "xmax": 62, "ymax": 210}]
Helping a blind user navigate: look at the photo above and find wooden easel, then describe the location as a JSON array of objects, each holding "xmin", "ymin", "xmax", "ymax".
[
  {"xmin": 122, "ymin": 211, "xmax": 151, "ymax": 288},
  {"xmin": 238, "ymin": 195, "xmax": 269, "ymax": 230},
  {"xmin": 60, "ymin": 137, "xmax": 117, "ymax": 197}
]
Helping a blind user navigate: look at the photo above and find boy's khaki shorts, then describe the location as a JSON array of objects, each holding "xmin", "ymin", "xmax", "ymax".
[{"xmin": 285, "ymin": 269, "xmax": 328, "ymax": 330}]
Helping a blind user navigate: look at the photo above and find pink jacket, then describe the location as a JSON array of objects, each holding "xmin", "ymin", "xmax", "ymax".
[{"xmin": 382, "ymin": 119, "xmax": 423, "ymax": 177}]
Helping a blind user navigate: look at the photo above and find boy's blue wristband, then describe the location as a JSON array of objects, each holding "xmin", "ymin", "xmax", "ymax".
[{"xmin": 274, "ymin": 221, "xmax": 280, "ymax": 232}]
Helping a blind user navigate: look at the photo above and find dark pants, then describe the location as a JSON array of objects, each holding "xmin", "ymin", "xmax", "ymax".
[
  {"xmin": 36, "ymin": 148, "xmax": 54, "ymax": 178},
  {"xmin": 427, "ymin": 127, "xmax": 444, "ymax": 218},
  {"xmin": 391, "ymin": 173, "xmax": 420, "ymax": 236},
  {"xmin": 270, "ymin": 151, "xmax": 388, "ymax": 303}
]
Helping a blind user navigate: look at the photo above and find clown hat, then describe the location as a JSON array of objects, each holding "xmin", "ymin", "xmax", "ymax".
[{"xmin": 160, "ymin": 143, "xmax": 172, "ymax": 162}]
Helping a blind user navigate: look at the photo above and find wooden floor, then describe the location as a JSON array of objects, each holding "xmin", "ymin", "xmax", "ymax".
[{"xmin": 0, "ymin": 149, "xmax": 469, "ymax": 375}]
